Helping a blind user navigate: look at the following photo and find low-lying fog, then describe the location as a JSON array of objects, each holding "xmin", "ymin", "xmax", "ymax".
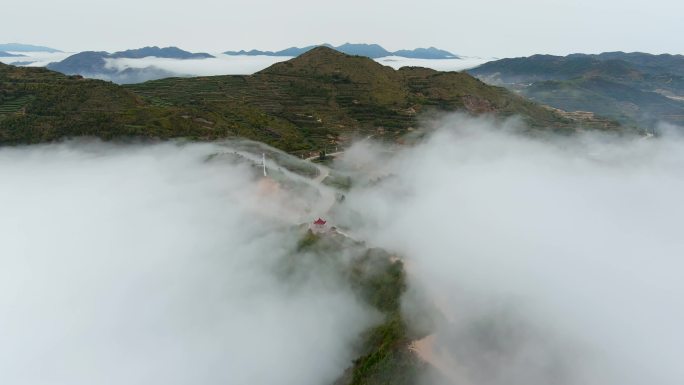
[
  {"xmin": 0, "ymin": 142, "xmax": 375, "ymax": 385},
  {"xmin": 375, "ymin": 56, "xmax": 490, "ymax": 71},
  {"xmin": 1, "ymin": 115, "xmax": 683, "ymax": 384},
  {"xmin": 107, "ymin": 55, "xmax": 487, "ymax": 75},
  {"xmin": 102, "ymin": 55, "xmax": 293, "ymax": 76},
  {"xmin": 0, "ymin": 52, "xmax": 490, "ymax": 82},
  {"xmin": 336, "ymin": 116, "xmax": 684, "ymax": 385},
  {"xmin": 0, "ymin": 51, "xmax": 73, "ymax": 67},
  {"xmin": 98, "ymin": 55, "xmax": 489, "ymax": 82}
]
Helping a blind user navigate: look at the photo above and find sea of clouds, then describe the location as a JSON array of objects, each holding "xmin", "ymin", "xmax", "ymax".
[
  {"xmin": 2, "ymin": 115, "xmax": 683, "ymax": 384},
  {"xmin": 98, "ymin": 55, "xmax": 489, "ymax": 82},
  {"xmin": 0, "ymin": 51, "xmax": 72, "ymax": 67},
  {"xmin": 0, "ymin": 51, "xmax": 489, "ymax": 81},
  {"xmin": 336, "ymin": 116, "xmax": 684, "ymax": 385},
  {"xmin": 0, "ymin": 141, "xmax": 375, "ymax": 385}
]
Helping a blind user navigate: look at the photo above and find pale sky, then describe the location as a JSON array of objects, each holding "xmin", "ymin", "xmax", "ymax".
[{"xmin": 3, "ymin": 0, "xmax": 683, "ymax": 57}]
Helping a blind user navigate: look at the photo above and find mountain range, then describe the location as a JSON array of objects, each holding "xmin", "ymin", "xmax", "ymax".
[
  {"xmin": 0, "ymin": 47, "xmax": 619, "ymax": 152},
  {"xmin": 0, "ymin": 51, "xmax": 25, "ymax": 57},
  {"xmin": 23, "ymin": 43, "xmax": 462, "ymax": 84},
  {"xmin": 469, "ymin": 52, "xmax": 684, "ymax": 128},
  {"xmin": 45, "ymin": 46, "xmax": 214, "ymax": 83},
  {"xmin": 225, "ymin": 43, "xmax": 459, "ymax": 59},
  {"xmin": 0, "ymin": 43, "xmax": 61, "ymax": 52},
  {"xmin": 108, "ymin": 46, "xmax": 214, "ymax": 59}
]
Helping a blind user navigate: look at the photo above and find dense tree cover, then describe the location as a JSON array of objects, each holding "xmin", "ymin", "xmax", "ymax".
[{"xmin": 0, "ymin": 63, "xmax": 226, "ymax": 145}]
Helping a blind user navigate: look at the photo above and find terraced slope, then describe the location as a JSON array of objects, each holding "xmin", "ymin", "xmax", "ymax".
[
  {"xmin": 129, "ymin": 48, "xmax": 620, "ymax": 146},
  {"xmin": 0, "ymin": 63, "xmax": 222, "ymax": 144},
  {"xmin": 469, "ymin": 53, "xmax": 684, "ymax": 127}
]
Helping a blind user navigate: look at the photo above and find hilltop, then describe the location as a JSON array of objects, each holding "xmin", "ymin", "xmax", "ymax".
[
  {"xmin": 469, "ymin": 52, "xmax": 684, "ymax": 128},
  {"xmin": 1, "ymin": 47, "xmax": 621, "ymax": 151},
  {"xmin": 225, "ymin": 43, "xmax": 459, "ymax": 59}
]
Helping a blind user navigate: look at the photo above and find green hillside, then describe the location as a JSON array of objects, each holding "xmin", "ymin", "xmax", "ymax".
[
  {"xmin": 127, "ymin": 48, "xmax": 620, "ymax": 147},
  {"xmin": 469, "ymin": 53, "xmax": 684, "ymax": 128},
  {"xmin": 1, "ymin": 47, "xmax": 621, "ymax": 152},
  {"xmin": 0, "ymin": 62, "xmax": 224, "ymax": 144}
]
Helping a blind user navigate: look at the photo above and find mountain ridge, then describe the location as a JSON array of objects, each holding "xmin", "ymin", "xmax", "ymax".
[
  {"xmin": 469, "ymin": 52, "xmax": 684, "ymax": 128},
  {"xmin": 109, "ymin": 46, "xmax": 214, "ymax": 59},
  {"xmin": 0, "ymin": 43, "xmax": 61, "ymax": 52},
  {"xmin": 45, "ymin": 46, "xmax": 212, "ymax": 83},
  {"xmin": 225, "ymin": 43, "xmax": 459, "ymax": 59},
  {"xmin": 0, "ymin": 51, "xmax": 25, "ymax": 57}
]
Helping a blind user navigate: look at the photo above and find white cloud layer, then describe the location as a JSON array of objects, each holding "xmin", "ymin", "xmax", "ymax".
[
  {"xmin": 2, "ymin": 53, "xmax": 487, "ymax": 82},
  {"xmin": 102, "ymin": 55, "xmax": 488, "ymax": 77},
  {"xmin": 337, "ymin": 116, "xmax": 684, "ymax": 385},
  {"xmin": 0, "ymin": 141, "xmax": 375, "ymax": 385},
  {"xmin": 2, "ymin": 116, "xmax": 684, "ymax": 384},
  {"xmin": 375, "ymin": 56, "xmax": 490, "ymax": 72},
  {"xmin": 0, "ymin": 51, "xmax": 72, "ymax": 67},
  {"xmin": 103, "ymin": 55, "xmax": 293, "ymax": 76}
]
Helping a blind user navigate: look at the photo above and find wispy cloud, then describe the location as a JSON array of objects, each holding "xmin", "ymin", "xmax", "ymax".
[{"xmin": 2, "ymin": 115, "xmax": 682, "ymax": 384}]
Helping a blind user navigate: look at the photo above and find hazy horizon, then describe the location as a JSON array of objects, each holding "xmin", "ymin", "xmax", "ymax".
[
  {"xmin": 4, "ymin": 41, "xmax": 684, "ymax": 60},
  {"xmin": 3, "ymin": 0, "xmax": 683, "ymax": 57}
]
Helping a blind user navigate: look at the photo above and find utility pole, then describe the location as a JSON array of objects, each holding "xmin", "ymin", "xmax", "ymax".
[{"xmin": 262, "ymin": 153, "xmax": 267, "ymax": 177}]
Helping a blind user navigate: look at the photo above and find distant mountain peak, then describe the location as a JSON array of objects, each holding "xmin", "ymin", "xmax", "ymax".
[
  {"xmin": 259, "ymin": 46, "xmax": 391, "ymax": 77},
  {"xmin": 0, "ymin": 43, "xmax": 61, "ymax": 52},
  {"xmin": 45, "ymin": 46, "xmax": 215, "ymax": 82},
  {"xmin": 469, "ymin": 51, "xmax": 684, "ymax": 128},
  {"xmin": 225, "ymin": 43, "xmax": 458, "ymax": 60},
  {"xmin": 110, "ymin": 46, "xmax": 214, "ymax": 59},
  {"xmin": 296, "ymin": 45, "xmax": 347, "ymax": 59}
]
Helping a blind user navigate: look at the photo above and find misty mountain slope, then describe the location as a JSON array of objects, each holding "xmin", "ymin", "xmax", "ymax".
[
  {"xmin": 292, "ymin": 232, "xmax": 427, "ymax": 385},
  {"xmin": 334, "ymin": 43, "xmax": 392, "ymax": 58},
  {"xmin": 47, "ymin": 51, "xmax": 110, "ymax": 74},
  {"xmin": 527, "ymin": 77, "xmax": 684, "ymax": 124},
  {"xmin": 392, "ymin": 47, "xmax": 457, "ymax": 59},
  {"xmin": 0, "ymin": 43, "xmax": 61, "ymax": 52},
  {"xmin": 0, "ymin": 51, "xmax": 25, "ymax": 57},
  {"xmin": 109, "ymin": 46, "xmax": 214, "ymax": 59},
  {"xmin": 469, "ymin": 52, "xmax": 684, "ymax": 127},
  {"xmin": 591, "ymin": 51, "xmax": 684, "ymax": 77},
  {"xmin": 45, "ymin": 46, "xmax": 213, "ymax": 83}
]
